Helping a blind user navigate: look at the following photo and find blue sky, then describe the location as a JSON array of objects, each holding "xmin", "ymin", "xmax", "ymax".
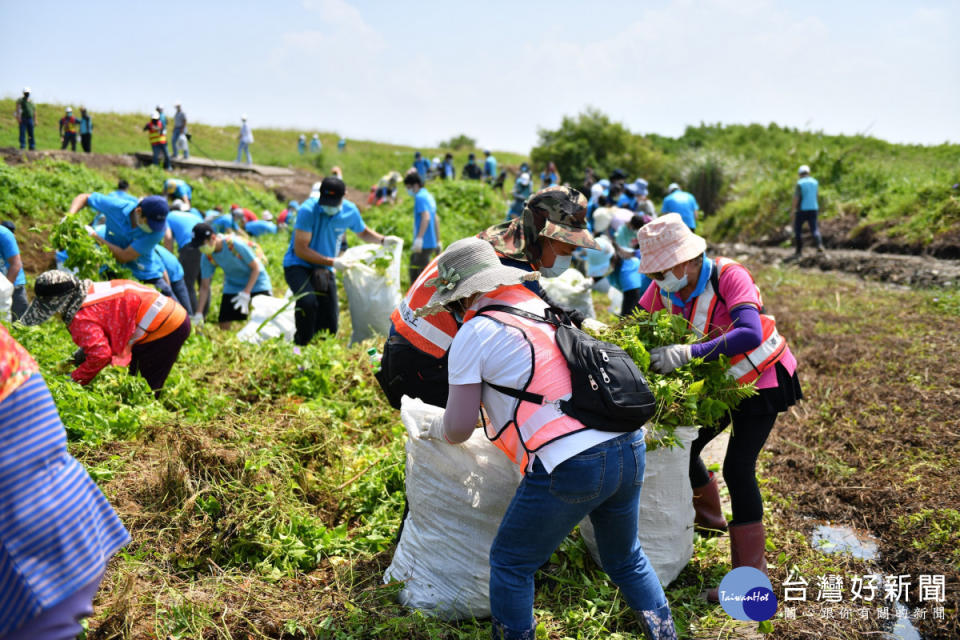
[{"xmin": 2, "ymin": 0, "xmax": 958, "ymax": 152}]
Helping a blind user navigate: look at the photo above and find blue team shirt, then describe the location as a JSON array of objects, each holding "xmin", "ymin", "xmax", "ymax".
[
  {"xmin": 484, "ymin": 155, "xmax": 497, "ymax": 178},
  {"xmin": 0, "ymin": 226, "xmax": 25, "ymax": 286},
  {"xmin": 244, "ymin": 220, "xmax": 278, "ymax": 237},
  {"xmin": 617, "ymin": 193, "xmax": 638, "ymax": 211},
  {"xmin": 210, "ymin": 213, "xmax": 239, "ymax": 233},
  {"xmin": 154, "ymin": 245, "xmax": 184, "ymax": 281},
  {"xmin": 796, "ymin": 176, "xmax": 819, "ymax": 211},
  {"xmin": 200, "ymin": 236, "xmax": 272, "ymax": 294},
  {"xmin": 661, "ymin": 190, "xmax": 699, "ymax": 230},
  {"xmin": 413, "ymin": 189, "xmax": 438, "ymax": 250},
  {"xmin": 87, "ymin": 192, "xmax": 164, "ymax": 280},
  {"xmin": 166, "ymin": 211, "xmax": 200, "ymax": 249},
  {"xmin": 163, "ymin": 179, "xmax": 192, "ymax": 200},
  {"xmin": 283, "ymin": 198, "xmax": 365, "ymax": 270},
  {"xmin": 108, "ymin": 189, "xmax": 139, "ymax": 204},
  {"xmin": 413, "ymin": 157, "xmax": 430, "ymax": 177}
]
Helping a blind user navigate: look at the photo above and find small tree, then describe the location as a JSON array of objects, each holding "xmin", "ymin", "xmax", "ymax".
[{"xmin": 439, "ymin": 134, "xmax": 476, "ymax": 151}]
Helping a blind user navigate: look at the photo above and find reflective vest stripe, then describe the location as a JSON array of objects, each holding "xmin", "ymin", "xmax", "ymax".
[
  {"xmin": 147, "ymin": 123, "xmax": 166, "ymax": 145},
  {"xmin": 131, "ymin": 295, "xmax": 167, "ymax": 343},
  {"xmin": 390, "ymin": 254, "xmax": 458, "ymax": 358},
  {"xmin": 474, "ymin": 286, "xmax": 584, "ymax": 471}
]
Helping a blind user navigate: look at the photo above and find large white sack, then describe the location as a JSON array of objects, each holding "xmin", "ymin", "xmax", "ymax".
[
  {"xmin": 540, "ymin": 268, "xmax": 595, "ymax": 319},
  {"xmin": 608, "ymin": 287, "xmax": 623, "ymax": 315},
  {"xmin": 579, "ymin": 426, "xmax": 698, "ymax": 587},
  {"xmin": 236, "ymin": 292, "xmax": 297, "ymax": 344},
  {"xmin": 341, "ymin": 241, "xmax": 403, "ymax": 345},
  {"xmin": 384, "ymin": 396, "xmax": 523, "ymax": 620},
  {"xmin": 0, "ymin": 273, "xmax": 12, "ymax": 322}
]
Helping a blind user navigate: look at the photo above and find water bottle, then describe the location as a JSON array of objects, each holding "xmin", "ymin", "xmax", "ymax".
[{"xmin": 367, "ymin": 347, "xmax": 382, "ymax": 373}]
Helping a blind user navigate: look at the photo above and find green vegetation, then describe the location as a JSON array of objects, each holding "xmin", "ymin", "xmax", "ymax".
[{"xmin": 1, "ymin": 99, "xmax": 528, "ymax": 192}]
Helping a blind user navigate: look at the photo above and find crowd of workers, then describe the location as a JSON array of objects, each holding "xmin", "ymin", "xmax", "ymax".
[{"xmin": 0, "ymin": 144, "xmax": 821, "ymax": 638}]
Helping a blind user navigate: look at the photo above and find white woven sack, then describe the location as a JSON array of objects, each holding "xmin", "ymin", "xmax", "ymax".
[
  {"xmin": 540, "ymin": 268, "xmax": 595, "ymax": 319},
  {"xmin": 579, "ymin": 426, "xmax": 698, "ymax": 586},
  {"xmin": 0, "ymin": 273, "xmax": 12, "ymax": 322},
  {"xmin": 236, "ymin": 292, "xmax": 296, "ymax": 344},
  {"xmin": 384, "ymin": 396, "xmax": 522, "ymax": 620},
  {"xmin": 341, "ymin": 241, "xmax": 403, "ymax": 345}
]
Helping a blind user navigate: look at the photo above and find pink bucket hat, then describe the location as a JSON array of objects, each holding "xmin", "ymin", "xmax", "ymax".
[{"xmin": 637, "ymin": 213, "xmax": 707, "ymax": 273}]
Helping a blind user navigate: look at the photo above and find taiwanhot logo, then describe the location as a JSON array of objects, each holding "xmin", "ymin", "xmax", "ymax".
[{"xmin": 718, "ymin": 567, "xmax": 778, "ymax": 621}]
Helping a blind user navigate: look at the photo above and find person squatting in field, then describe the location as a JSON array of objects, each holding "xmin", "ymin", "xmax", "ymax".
[
  {"xmin": 376, "ymin": 186, "xmax": 602, "ymax": 411},
  {"xmin": 415, "ymin": 238, "xmax": 677, "ymax": 640},
  {"xmin": 21, "ymin": 270, "xmax": 190, "ymax": 395},
  {"xmin": 0, "ymin": 325, "xmax": 130, "ymax": 639},
  {"xmin": 636, "ymin": 213, "xmax": 802, "ymax": 601}
]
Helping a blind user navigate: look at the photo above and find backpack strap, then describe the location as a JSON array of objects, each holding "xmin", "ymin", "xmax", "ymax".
[
  {"xmin": 477, "ymin": 304, "xmax": 569, "ymax": 327},
  {"xmin": 486, "ymin": 382, "xmax": 544, "ymax": 405}
]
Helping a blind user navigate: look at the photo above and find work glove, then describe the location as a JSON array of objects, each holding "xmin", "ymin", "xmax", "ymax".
[
  {"xmin": 382, "ymin": 235, "xmax": 402, "ymax": 250},
  {"xmin": 190, "ymin": 312, "xmax": 204, "ymax": 326},
  {"xmin": 581, "ymin": 318, "xmax": 608, "ymax": 334},
  {"xmin": 650, "ymin": 344, "xmax": 692, "ymax": 374},
  {"xmin": 232, "ymin": 291, "xmax": 251, "ymax": 315},
  {"xmin": 411, "ymin": 237, "xmax": 424, "ymax": 253},
  {"xmin": 417, "ymin": 414, "xmax": 447, "ymax": 441},
  {"xmin": 84, "ymin": 225, "xmax": 97, "ymax": 238},
  {"xmin": 331, "ymin": 258, "xmax": 353, "ymax": 272}
]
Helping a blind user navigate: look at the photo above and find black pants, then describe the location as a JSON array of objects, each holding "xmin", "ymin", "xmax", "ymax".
[
  {"xmin": 11, "ymin": 285, "xmax": 29, "ymax": 320},
  {"xmin": 688, "ymin": 410, "xmax": 778, "ymax": 526},
  {"xmin": 61, "ymin": 133, "xmax": 77, "ymax": 151},
  {"xmin": 408, "ymin": 248, "xmax": 438, "ymax": 284},
  {"xmin": 620, "ymin": 287, "xmax": 642, "ymax": 317},
  {"xmin": 284, "ymin": 265, "xmax": 339, "ymax": 345},
  {"xmin": 178, "ymin": 245, "xmax": 206, "ymax": 315},
  {"xmin": 374, "ymin": 333, "xmax": 450, "ymax": 409},
  {"xmin": 80, "ymin": 133, "xmax": 92, "ymax": 153},
  {"xmin": 130, "ymin": 317, "xmax": 190, "ymax": 394}
]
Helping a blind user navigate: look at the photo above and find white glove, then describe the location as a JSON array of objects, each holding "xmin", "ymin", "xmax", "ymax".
[
  {"xmin": 331, "ymin": 258, "xmax": 353, "ymax": 272},
  {"xmin": 84, "ymin": 225, "xmax": 97, "ymax": 237},
  {"xmin": 232, "ymin": 291, "xmax": 251, "ymax": 315},
  {"xmin": 650, "ymin": 344, "xmax": 692, "ymax": 374},
  {"xmin": 581, "ymin": 318, "xmax": 608, "ymax": 334},
  {"xmin": 383, "ymin": 235, "xmax": 402, "ymax": 249},
  {"xmin": 411, "ymin": 237, "xmax": 423, "ymax": 253},
  {"xmin": 417, "ymin": 414, "xmax": 447, "ymax": 441},
  {"xmin": 190, "ymin": 312, "xmax": 204, "ymax": 326}
]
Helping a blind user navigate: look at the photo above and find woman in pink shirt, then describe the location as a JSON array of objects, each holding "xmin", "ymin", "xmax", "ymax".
[{"xmin": 635, "ymin": 214, "xmax": 802, "ymax": 602}]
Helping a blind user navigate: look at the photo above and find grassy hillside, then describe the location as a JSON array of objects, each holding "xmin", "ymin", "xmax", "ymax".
[{"xmin": 0, "ymin": 98, "xmax": 528, "ymax": 192}]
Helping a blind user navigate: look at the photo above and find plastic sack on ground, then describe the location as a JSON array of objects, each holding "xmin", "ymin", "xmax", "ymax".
[
  {"xmin": 0, "ymin": 273, "xmax": 12, "ymax": 322},
  {"xmin": 608, "ymin": 287, "xmax": 623, "ymax": 315},
  {"xmin": 236, "ymin": 291, "xmax": 296, "ymax": 344},
  {"xmin": 579, "ymin": 426, "xmax": 698, "ymax": 587},
  {"xmin": 540, "ymin": 268, "xmax": 595, "ymax": 319},
  {"xmin": 384, "ymin": 396, "xmax": 522, "ymax": 620},
  {"xmin": 340, "ymin": 241, "xmax": 403, "ymax": 345}
]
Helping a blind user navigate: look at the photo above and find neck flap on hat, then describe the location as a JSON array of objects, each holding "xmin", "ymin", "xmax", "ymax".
[
  {"xmin": 60, "ymin": 279, "xmax": 93, "ymax": 325},
  {"xmin": 477, "ymin": 218, "xmax": 529, "ymax": 261}
]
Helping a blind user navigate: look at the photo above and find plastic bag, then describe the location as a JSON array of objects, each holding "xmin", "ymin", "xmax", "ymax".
[
  {"xmin": 0, "ymin": 273, "xmax": 12, "ymax": 322},
  {"xmin": 579, "ymin": 426, "xmax": 698, "ymax": 587},
  {"xmin": 384, "ymin": 396, "xmax": 523, "ymax": 619},
  {"xmin": 236, "ymin": 291, "xmax": 297, "ymax": 344},
  {"xmin": 540, "ymin": 268, "xmax": 595, "ymax": 319},
  {"xmin": 340, "ymin": 241, "xmax": 403, "ymax": 345}
]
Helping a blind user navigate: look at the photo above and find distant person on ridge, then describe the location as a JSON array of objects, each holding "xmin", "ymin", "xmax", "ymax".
[
  {"xmin": 78, "ymin": 107, "xmax": 93, "ymax": 153},
  {"xmin": 661, "ymin": 182, "xmax": 699, "ymax": 230},
  {"xmin": 441, "ymin": 152, "xmax": 456, "ymax": 179},
  {"xmin": 483, "ymin": 149, "xmax": 497, "ymax": 183},
  {"xmin": 144, "ymin": 111, "xmax": 171, "ymax": 169},
  {"xmin": 404, "ymin": 170, "xmax": 440, "ymax": 283},
  {"xmin": 790, "ymin": 164, "xmax": 823, "ymax": 257},
  {"xmin": 156, "ymin": 105, "xmax": 170, "ymax": 159},
  {"xmin": 15, "ymin": 87, "xmax": 37, "ymax": 150},
  {"xmin": 59, "ymin": 107, "xmax": 79, "ymax": 151},
  {"xmin": 310, "ymin": 134, "xmax": 322, "ymax": 153},
  {"xmin": 172, "ymin": 102, "xmax": 189, "ymax": 159},
  {"xmin": 462, "ymin": 153, "xmax": 483, "ymax": 180},
  {"xmin": 236, "ymin": 115, "xmax": 254, "ymax": 165},
  {"xmin": 412, "ymin": 151, "xmax": 430, "ymax": 178},
  {"xmin": 298, "ymin": 134, "xmax": 306, "ymax": 154}
]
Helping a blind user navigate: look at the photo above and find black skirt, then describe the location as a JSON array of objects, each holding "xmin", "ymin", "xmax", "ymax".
[{"xmin": 735, "ymin": 360, "xmax": 803, "ymax": 416}]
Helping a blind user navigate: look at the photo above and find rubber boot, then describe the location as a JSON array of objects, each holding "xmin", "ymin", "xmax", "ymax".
[
  {"xmin": 638, "ymin": 603, "xmax": 678, "ymax": 640},
  {"xmin": 816, "ymin": 238, "xmax": 825, "ymax": 253},
  {"xmin": 692, "ymin": 472, "xmax": 728, "ymax": 537},
  {"xmin": 706, "ymin": 521, "xmax": 768, "ymax": 603}
]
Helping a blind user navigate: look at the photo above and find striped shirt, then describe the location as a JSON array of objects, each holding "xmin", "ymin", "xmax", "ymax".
[{"xmin": 0, "ymin": 352, "xmax": 129, "ymax": 633}]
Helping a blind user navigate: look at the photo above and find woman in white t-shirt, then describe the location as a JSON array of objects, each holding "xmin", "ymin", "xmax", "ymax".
[{"xmin": 415, "ymin": 238, "xmax": 675, "ymax": 640}]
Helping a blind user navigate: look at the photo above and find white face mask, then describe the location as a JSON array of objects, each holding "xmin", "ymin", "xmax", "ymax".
[
  {"xmin": 655, "ymin": 270, "xmax": 688, "ymax": 293},
  {"xmin": 539, "ymin": 254, "xmax": 572, "ymax": 278}
]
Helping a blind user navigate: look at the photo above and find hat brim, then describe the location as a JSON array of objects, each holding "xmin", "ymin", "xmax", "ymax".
[
  {"xmin": 19, "ymin": 296, "xmax": 67, "ymax": 326},
  {"xmin": 416, "ymin": 267, "xmax": 540, "ymax": 317},
  {"xmin": 637, "ymin": 234, "xmax": 707, "ymax": 274},
  {"xmin": 146, "ymin": 217, "xmax": 166, "ymax": 233},
  {"xmin": 317, "ymin": 194, "xmax": 343, "ymax": 207},
  {"xmin": 540, "ymin": 220, "xmax": 600, "ymax": 251}
]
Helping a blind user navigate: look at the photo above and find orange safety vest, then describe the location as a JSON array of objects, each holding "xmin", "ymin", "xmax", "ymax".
[
  {"xmin": 469, "ymin": 285, "xmax": 587, "ymax": 471},
  {"xmin": 60, "ymin": 116, "xmax": 78, "ymax": 134},
  {"xmin": 390, "ymin": 254, "xmax": 459, "ymax": 358},
  {"xmin": 659, "ymin": 257, "xmax": 787, "ymax": 385},
  {"xmin": 83, "ymin": 280, "xmax": 185, "ymax": 345},
  {"xmin": 146, "ymin": 120, "xmax": 166, "ymax": 145}
]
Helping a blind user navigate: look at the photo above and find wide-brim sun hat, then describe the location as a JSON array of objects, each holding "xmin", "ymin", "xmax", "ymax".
[
  {"xmin": 636, "ymin": 213, "xmax": 707, "ymax": 274},
  {"xmin": 20, "ymin": 270, "xmax": 86, "ymax": 326},
  {"xmin": 416, "ymin": 238, "xmax": 540, "ymax": 317}
]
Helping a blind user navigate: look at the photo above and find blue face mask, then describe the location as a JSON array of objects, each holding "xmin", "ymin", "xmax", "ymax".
[
  {"xmin": 406, "ymin": 188, "xmax": 415, "ymax": 197},
  {"xmin": 320, "ymin": 204, "xmax": 340, "ymax": 216}
]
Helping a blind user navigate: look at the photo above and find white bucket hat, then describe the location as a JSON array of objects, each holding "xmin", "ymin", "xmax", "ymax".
[
  {"xmin": 416, "ymin": 238, "xmax": 539, "ymax": 317},
  {"xmin": 636, "ymin": 213, "xmax": 707, "ymax": 274},
  {"xmin": 798, "ymin": 165, "xmax": 811, "ymax": 175}
]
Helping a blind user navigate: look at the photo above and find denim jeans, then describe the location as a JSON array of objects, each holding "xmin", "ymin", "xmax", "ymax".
[
  {"xmin": 489, "ymin": 430, "xmax": 667, "ymax": 638},
  {"xmin": 794, "ymin": 209, "xmax": 822, "ymax": 251},
  {"xmin": 19, "ymin": 118, "xmax": 35, "ymax": 150},
  {"xmin": 236, "ymin": 141, "xmax": 252, "ymax": 164},
  {"xmin": 169, "ymin": 278, "xmax": 194, "ymax": 315},
  {"xmin": 151, "ymin": 143, "xmax": 171, "ymax": 169},
  {"xmin": 172, "ymin": 127, "xmax": 183, "ymax": 157}
]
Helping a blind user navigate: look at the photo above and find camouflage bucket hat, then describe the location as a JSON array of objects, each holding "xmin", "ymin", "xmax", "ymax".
[{"xmin": 20, "ymin": 270, "xmax": 89, "ymax": 326}]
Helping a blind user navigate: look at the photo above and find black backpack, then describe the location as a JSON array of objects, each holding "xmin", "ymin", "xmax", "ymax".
[{"xmin": 476, "ymin": 305, "xmax": 656, "ymax": 432}]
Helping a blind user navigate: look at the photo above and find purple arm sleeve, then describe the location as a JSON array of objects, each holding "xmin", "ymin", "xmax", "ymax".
[
  {"xmin": 689, "ymin": 304, "xmax": 763, "ymax": 361},
  {"xmin": 443, "ymin": 382, "xmax": 483, "ymax": 443}
]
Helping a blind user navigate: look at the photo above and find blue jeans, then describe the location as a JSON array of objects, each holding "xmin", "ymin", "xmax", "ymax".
[
  {"xmin": 19, "ymin": 118, "xmax": 35, "ymax": 150},
  {"xmin": 151, "ymin": 143, "xmax": 171, "ymax": 169},
  {"xmin": 169, "ymin": 278, "xmax": 194, "ymax": 315},
  {"xmin": 171, "ymin": 127, "xmax": 183, "ymax": 157},
  {"xmin": 489, "ymin": 430, "xmax": 668, "ymax": 638},
  {"xmin": 236, "ymin": 141, "xmax": 252, "ymax": 164},
  {"xmin": 794, "ymin": 209, "xmax": 822, "ymax": 251}
]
